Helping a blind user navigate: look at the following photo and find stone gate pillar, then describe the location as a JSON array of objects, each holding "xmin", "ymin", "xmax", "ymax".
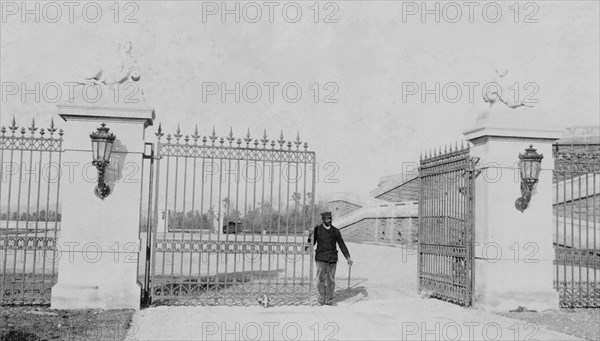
[
  {"xmin": 464, "ymin": 106, "xmax": 561, "ymax": 312},
  {"xmin": 51, "ymin": 92, "xmax": 154, "ymax": 309}
]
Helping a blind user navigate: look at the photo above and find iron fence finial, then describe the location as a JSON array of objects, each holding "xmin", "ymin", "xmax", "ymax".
[
  {"xmin": 174, "ymin": 125, "xmax": 183, "ymax": 143},
  {"xmin": 49, "ymin": 118, "xmax": 57, "ymax": 136},
  {"xmin": 278, "ymin": 131, "xmax": 285, "ymax": 149},
  {"xmin": 9, "ymin": 116, "xmax": 17, "ymax": 134},
  {"xmin": 29, "ymin": 118, "xmax": 37, "ymax": 135},
  {"xmin": 209, "ymin": 126, "xmax": 217, "ymax": 145},
  {"xmin": 295, "ymin": 132, "xmax": 302, "ymax": 150},
  {"xmin": 245, "ymin": 128, "xmax": 252, "ymax": 147},
  {"xmin": 192, "ymin": 125, "xmax": 200, "ymax": 143},
  {"xmin": 227, "ymin": 127, "xmax": 234, "ymax": 146},
  {"xmin": 261, "ymin": 130, "xmax": 268, "ymax": 147}
]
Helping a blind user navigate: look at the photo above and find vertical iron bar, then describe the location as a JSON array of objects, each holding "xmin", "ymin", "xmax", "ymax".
[
  {"xmin": 563, "ymin": 166, "xmax": 567, "ymax": 305},
  {"xmin": 592, "ymin": 165, "xmax": 600, "ymax": 302},
  {"xmin": 251, "ymin": 159, "xmax": 257, "ymax": 298},
  {"xmin": 584, "ymin": 171, "xmax": 589, "ymax": 305},
  {"xmin": 21, "ymin": 143, "xmax": 35, "ymax": 301},
  {"xmin": 33, "ymin": 139, "xmax": 44, "ymax": 302},
  {"xmin": 161, "ymin": 151, "xmax": 170, "ymax": 297},
  {"xmin": 216, "ymin": 155, "xmax": 223, "ymax": 302},
  {"xmin": 207, "ymin": 153, "xmax": 215, "ymax": 301},
  {"xmin": 233, "ymin": 155, "xmax": 240, "ymax": 298},
  {"xmin": 197, "ymin": 155, "xmax": 205, "ymax": 293},
  {"xmin": 172, "ymin": 151, "xmax": 181, "ymax": 286},
  {"xmin": 189, "ymin": 147, "xmax": 197, "ymax": 282},
  {"xmin": 267, "ymin": 160, "xmax": 274, "ymax": 297},
  {"xmin": 50, "ymin": 138, "xmax": 62, "ymax": 300},
  {"xmin": 301, "ymin": 160, "xmax": 307, "ymax": 287},
  {"xmin": 417, "ymin": 160, "xmax": 422, "ymax": 294},
  {"xmin": 143, "ymin": 143, "xmax": 155, "ymax": 306},
  {"xmin": 469, "ymin": 157, "xmax": 475, "ymax": 306},
  {"xmin": 151, "ymin": 138, "xmax": 162, "ymax": 303},
  {"xmin": 570, "ymin": 167, "xmax": 577, "ymax": 305},
  {"xmin": 284, "ymin": 159, "xmax": 291, "ymax": 286},
  {"xmin": 434, "ymin": 165, "xmax": 439, "ymax": 289},
  {"xmin": 259, "ymin": 157, "xmax": 266, "ymax": 298},
  {"xmin": 241, "ymin": 158, "xmax": 248, "ymax": 297},
  {"xmin": 0, "ymin": 135, "xmax": 5, "ymax": 303},
  {"xmin": 276, "ymin": 158, "xmax": 283, "ymax": 293},
  {"xmin": 14, "ymin": 137, "xmax": 25, "ymax": 302},
  {"xmin": 292, "ymin": 159, "xmax": 299, "ymax": 288},
  {"xmin": 225, "ymin": 156, "xmax": 231, "ymax": 300},
  {"xmin": 578, "ymin": 171, "xmax": 582, "ymax": 305},
  {"xmin": 309, "ymin": 156, "xmax": 316, "ymax": 306},
  {"xmin": 555, "ymin": 161, "xmax": 559, "ymax": 299},
  {"xmin": 4, "ymin": 137, "xmax": 15, "ymax": 294},
  {"xmin": 180, "ymin": 149, "xmax": 188, "ymax": 283}
]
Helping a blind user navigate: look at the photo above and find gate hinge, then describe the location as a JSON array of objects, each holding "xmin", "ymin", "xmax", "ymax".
[{"xmin": 470, "ymin": 157, "xmax": 482, "ymax": 178}]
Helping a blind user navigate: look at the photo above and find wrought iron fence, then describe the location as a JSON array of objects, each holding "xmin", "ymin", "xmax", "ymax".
[
  {"xmin": 144, "ymin": 125, "xmax": 317, "ymax": 306},
  {"xmin": 553, "ymin": 145, "xmax": 600, "ymax": 308},
  {"xmin": 418, "ymin": 142, "xmax": 476, "ymax": 306},
  {"xmin": 0, "ymin": 118, "xmax": 63, "ymax": 305}
]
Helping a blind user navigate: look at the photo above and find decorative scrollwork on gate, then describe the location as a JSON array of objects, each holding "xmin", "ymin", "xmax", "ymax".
[{"xmin": 154, "ymin": 239, "xmax": 310, "ymax": 255}]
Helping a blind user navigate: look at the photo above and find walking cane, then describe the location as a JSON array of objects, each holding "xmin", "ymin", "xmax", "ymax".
[{"xmin": 347, "ymin": 263, "xmax": 352, "ymax": 296}]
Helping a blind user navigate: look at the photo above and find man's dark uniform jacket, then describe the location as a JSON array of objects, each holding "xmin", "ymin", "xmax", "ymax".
[{"xmin": 308, "ymin": 224, "xmax": 350, "ymax": 263}]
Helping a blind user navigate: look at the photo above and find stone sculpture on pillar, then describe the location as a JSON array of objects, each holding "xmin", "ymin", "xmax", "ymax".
[
  {"xmin": 80, "ymin": 40, "xmax": 141, "ymax": 86},
  {"xmin": 483, "ymin": 68, "xmax": 534, "ymax": 110},
  {"xmin": 473, "ymin": 67, "xmax": 544, "ymax": 130}
]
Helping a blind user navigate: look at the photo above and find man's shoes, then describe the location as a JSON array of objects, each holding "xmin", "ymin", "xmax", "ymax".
[
  {"xmin": 324, "ymin": 301, "xmax": 334, "ymax": 306},
  {"xmin": 317, "ymin": 301, "xmax": 324, "ymax": 306}
]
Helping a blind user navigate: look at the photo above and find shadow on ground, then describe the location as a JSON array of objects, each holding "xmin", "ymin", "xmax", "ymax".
[
  {"xmin": 331, "ymin": 277, "xmax": 369, "ymax": 304},
  {"xmin": 333, "ymin": 285, "xmax": 369, "ymax": 304}
]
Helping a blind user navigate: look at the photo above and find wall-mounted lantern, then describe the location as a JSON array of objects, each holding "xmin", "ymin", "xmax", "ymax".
[
  {"xmin": 90, "ymin": 123, "xmax": 116, "ymax": 199},
  {"xmin": 515, "ymin": 144, "xmax": 543, "ymax": 212}
]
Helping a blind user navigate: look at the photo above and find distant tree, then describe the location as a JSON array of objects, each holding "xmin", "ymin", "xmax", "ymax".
[
  {"xmin": 291, "ymin": 192, "xmax": 302, "ymax": 206},
  {"xmin": 11, "ymin": 212, "xmax": 18, "ymax": 221},
  {"xmin": 1, "ymin": 213, "xmax": 6, "ymax": 220}
]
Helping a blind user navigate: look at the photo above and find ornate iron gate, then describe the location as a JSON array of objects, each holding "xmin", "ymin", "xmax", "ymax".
[
  {"xmin": 142, "ymin": 125, "xmax": 317, "ymax": 306},
  {"xmin": 0, "ymin": 119, "xmax": 63, "ymax": 305},
  {"xmin": 418, "ymin": 143, "xmax": 476, "ymax": 306},
  {"xmin": 553, "ymin": 145, "xmax": 600, "ymax": 308}
]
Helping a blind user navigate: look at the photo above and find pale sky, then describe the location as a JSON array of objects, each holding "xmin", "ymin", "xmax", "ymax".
[{"xmin": 1, "ymin": 1, "xmax": 599, "ymax": 199}]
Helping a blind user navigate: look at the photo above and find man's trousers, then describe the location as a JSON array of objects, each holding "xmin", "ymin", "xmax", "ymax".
[{"xmin": 316, "ymin": 261, "xmax": 337, "ymax": 303}]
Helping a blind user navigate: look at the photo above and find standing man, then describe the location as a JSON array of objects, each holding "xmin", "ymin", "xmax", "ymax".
[{"xmin": 309, "ymin": 211, "xmax": 353, "ymax": 306}]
